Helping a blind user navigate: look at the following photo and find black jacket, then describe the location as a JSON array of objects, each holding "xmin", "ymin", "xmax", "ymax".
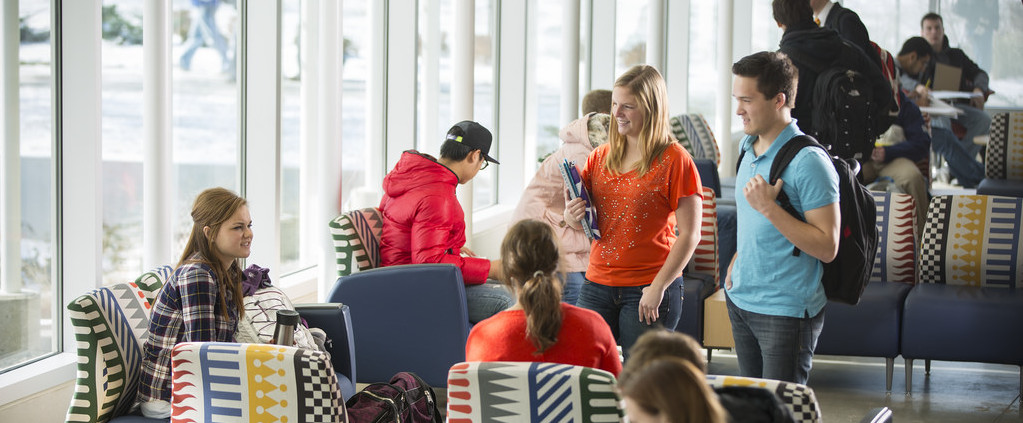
[
  {"xmin": 822, "ymin": 3, "xmax": 881, "ymax": 68},
  {"xmin": 778, "ymin": 24, "xmax": 887, "ymax": 136}
]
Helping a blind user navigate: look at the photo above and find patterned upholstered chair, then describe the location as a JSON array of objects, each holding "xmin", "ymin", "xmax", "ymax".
[
  {"xmin": 901, "ymin": 195, "xmax": 1023, "ymax": 394},
  {"xmin": 814, "ymin": 192, "xmax": 917, "ymax": 391},
  {"xmin": 65, "ymin": 266, "xmax": 357, "ymax": 422},
  {"xmin": 446, "ymin": 361, "xmax": 624, "ymax": 422},
  {"xmin": 977, "ymin": 112, "xmax": 1023, "ymax": 198},
  {"xmin": 676, "ymin": 186, "xmax": 719, "ymax": 345},
  {"xmin": 705, "ymin": 374, "xmax": 821, "ymax": 423},
  {"xmin": 170, "ymin": 342, "xmax": 346, "ymax": 422},
  {"xmin": 329, "ymin": 207, "xmax": 383, "ymax": 277},
  {"xmin": 671, "ymin": 113, "xmax": 721, "ymax": 166},
  {"xmin": 65, "ymin": 265, "xmax": 172, "ymax": 423}
]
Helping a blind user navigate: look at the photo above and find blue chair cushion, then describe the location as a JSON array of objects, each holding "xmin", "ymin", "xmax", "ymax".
[
  {"xmin": 677, "ymin": 272, "xmax": 717, "ymax": 343},
  {"xmin": 694, "ymin": 158, "xmax": 722, "ymax": 198},
  {"xmin": 976, "ymin": 178, "xmax": 1023, "ymax": 198},
  {"xmin": 815, "ymin": 282, "xmax": 912, "ymax": 357},
  {"xmin": 901, "ymin": 283, "xmax": 1023, "ymax": 365}
]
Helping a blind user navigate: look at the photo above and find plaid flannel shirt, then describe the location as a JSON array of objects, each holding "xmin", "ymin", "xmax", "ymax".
[{"xmin": 137, "ymin": 257, "xmax": 239, "ymax": 404}]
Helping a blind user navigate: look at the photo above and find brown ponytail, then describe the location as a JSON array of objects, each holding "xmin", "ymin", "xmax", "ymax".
[{"xmin": 501, "ymin": 219, "xmax": 563, "ymax": 353}]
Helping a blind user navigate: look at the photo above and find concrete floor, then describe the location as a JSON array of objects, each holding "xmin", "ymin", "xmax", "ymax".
[{"xmin": 707, "ymin": 351, "xmax": 1023, "ymax": 423}]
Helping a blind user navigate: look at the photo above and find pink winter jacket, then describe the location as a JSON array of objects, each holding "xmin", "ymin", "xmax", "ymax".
[{"xmin": 511, "ymin": 114, "xmax": 599, "ymax": 273}]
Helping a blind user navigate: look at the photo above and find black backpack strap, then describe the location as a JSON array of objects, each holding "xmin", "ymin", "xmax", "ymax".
[
  {"xmin": 769, "ymin": 135, "xmax": 830, "ymax": 257},
  {"xmin": 735, "ymin": 149, "xmax": 747, "ymax": 175}
]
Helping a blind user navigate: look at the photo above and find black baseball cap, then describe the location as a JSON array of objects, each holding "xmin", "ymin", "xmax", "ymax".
[{"xmin": 446, "ymin": 120, "xmax": 500, "ymax": 164}]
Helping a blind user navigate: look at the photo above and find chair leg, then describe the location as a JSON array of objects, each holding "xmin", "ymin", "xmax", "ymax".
[
  {"xmin": 905, "ymin": 358, "xmax": 914, "ymax": 394},
  {"xmin": 885, "ymin": 357, "xmax": 894, "ymax": 392},
  {"xmin": 925, "ymin": 359, "xmax": 931, "ymax": 375},
  {"xmin": 706, "ymin": 348, "xmax": 713, "ymax": 363}
]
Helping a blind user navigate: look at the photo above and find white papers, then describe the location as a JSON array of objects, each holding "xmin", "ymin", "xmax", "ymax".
[
  {"xmin": 919, "ymin": 97, "xmax": 962, "ymax": 117},
  {"xmin": 930, "ymin": 90, "xmax": 982, "ymax": 100}
]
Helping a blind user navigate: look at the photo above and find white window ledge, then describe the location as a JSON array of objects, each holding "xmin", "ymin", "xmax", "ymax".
[
  {"xmin": 472, "ymin": 203, "xmax": 515, "ymax": 232},
  {"xmin": 0, "ymin": 353, "xmax": 76, "ymax": 408}
]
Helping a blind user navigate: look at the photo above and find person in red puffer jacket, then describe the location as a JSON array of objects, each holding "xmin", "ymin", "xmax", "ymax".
[{"xmin": 379, "ymin": 121, "xmax": 514, "ymax": 323}]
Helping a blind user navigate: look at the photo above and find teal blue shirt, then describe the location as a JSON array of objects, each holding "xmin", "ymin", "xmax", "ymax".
[{"xmin": 727, "ymin": 120, "xmax": 839, "ymax": 318}]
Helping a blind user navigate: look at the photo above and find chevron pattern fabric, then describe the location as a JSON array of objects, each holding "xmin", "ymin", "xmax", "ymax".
[
  {"xmin": 65, "ymin": 265, "xmax": 173, "ymax": 423},
  {"xmin": 446, "ymin": 361, "xmax": 623, "ymax": 423},
  {"xmin": 870, "ymin": 192, "xmax": 917, "ymax": 284},
  {"xmin": 985, "ymin": 112, "xmax": 1023, "ymax": 180},
  {"xmin": 706, "ymin": 374, "xmax": 821, "ymax": 423},
  {"xmin": 670, "ymin": 114, "xmax": 721, "ymax": 166},
  {"xmin": 687, "ymin": 187, "xmax": 719, "ymax": 285},
  {"xmin": 918, "ymin": 195, "xmax": 1023, "ymax": 287},
  {"xmin": 329, "ymin": 208, "xmax": 384, "ymax": 277},
  {"xmin": 170, "ymin": 342, "xmax": 345, "ymax": 423}
]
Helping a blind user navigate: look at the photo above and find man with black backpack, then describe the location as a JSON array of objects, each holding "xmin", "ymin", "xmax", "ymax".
[
  {"xmin": 725, "ymin": 51, "xmax": 840, "ymax": 385},
  {"xmin": 775, "ymin": 0, "xmax": 893, "ymax": 163}
]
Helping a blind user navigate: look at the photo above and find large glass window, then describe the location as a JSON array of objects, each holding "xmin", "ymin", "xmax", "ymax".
[
  {"xmin": 280, "ymin": 1, "xmax": 303, "ymax": 273},
  {"xmin": 842, "ymin": 0, "xmax": 930, "ymax": 54},
  {"xmin": 340, "ymin": 0, "xmax": 371, "ymax": 211},
  {"xmin": 172, "ymin": 0, "xmax": 239, "ymax": 250},
  {"xmin": 417, "ymin": 0, "xmax": 498, "ymax": 210},
  {"xmin": 614, "ymin": 0, "xmax": 648, "ymax": 78},
  {"xmin": 688, "ymin": 1, "xmax": 718, "ymax": 127},
  {"xmin": 846, "ymin": 0, "xmax": 1021, "ymax": 108},
  {"xmin": 531, "ymin": 0, "xmax": 563, "ymax": 167},
  {"xmin": 416, "ymin": 0, "xmax": 452, "ymax": 158},
  {"xmin": 101, "ymin": 1, "xmax": 144, "ymax": 283},
  {"xmin": 472, "ymin": 0, "xmax": 497, "ymax": 209},
  {"xmin": 1, "ymin": 0, "xmax": 55, "ymax": 372}
]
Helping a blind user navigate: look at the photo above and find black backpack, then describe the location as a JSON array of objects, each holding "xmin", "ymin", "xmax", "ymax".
[
  {"xmin": 737, "ymin": 135, "xmax": 878, "ymax": 305},
  {"xmin": 345, "ymin": 372, "xmax": 443, "ymax": 423},
  {"xmin": 782, "ymin": 41, "xmax": 894, "ymax": 162}
]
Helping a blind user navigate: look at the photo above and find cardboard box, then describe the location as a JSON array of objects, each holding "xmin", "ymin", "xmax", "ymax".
[{"xmin": 703, "ymin": 289, "xmax": 734, "ymax": 348}]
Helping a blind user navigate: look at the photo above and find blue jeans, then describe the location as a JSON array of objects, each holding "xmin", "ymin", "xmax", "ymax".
[
  {"xmin": 464, "ymin": 282, "xmax": 514, "ymax": 324},
  {"xmin": 576, "ymin": 277, "xmax": 683, "ymax": 360},
  {"xmin": 725, "ymin": 293, "xmax": 824, "ymax": 385},
  {"xmin": 953, "ymin": 104, "xmax": 991, "ymax": 158},
  {"xmin": 931, "ymin": 125, "xmax": 984, "ymax": 188},
  {"xmin": 179, "ymin": 3, "xmax": 232, "ymax": 72},
  {"xmin": 561, "ymin": 272, "xmax": 585, "ymax": 305}
]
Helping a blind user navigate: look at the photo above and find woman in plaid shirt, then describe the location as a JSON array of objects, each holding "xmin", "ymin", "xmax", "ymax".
[{"xmin": 136, "ymin": 187, "xmax": 252, "ymax": 418}]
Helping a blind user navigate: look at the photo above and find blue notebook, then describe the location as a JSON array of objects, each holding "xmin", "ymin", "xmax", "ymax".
[{"xmin": 560, "ymin": 159, "xmax": 600, "ymax": 240}]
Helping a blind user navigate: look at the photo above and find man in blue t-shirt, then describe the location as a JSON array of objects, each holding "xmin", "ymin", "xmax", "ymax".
[{"xmin": 726, "ymin": 51, "xmax": 840, "ymax": 384}]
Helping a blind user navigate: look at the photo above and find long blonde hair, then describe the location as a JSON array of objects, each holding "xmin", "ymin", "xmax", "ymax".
[
  {"xmin": 619, "ymin": 358, "xmax": 728, "ymax": 423},
  {"xmin": 178, "ymin": 187, "xmax": 247, "ymax": 319},
  {"xmin": 605, "ymin": 65, "xmax": 674, "ymax": 176},
  {"xmin": 500, "ymin": 219, "xmax": 563, "ymax": 354}
]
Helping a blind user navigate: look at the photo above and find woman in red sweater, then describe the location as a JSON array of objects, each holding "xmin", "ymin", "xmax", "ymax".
[{"xmin": 465, "ymin": 219, "xmax": 621, "ymax": 376}]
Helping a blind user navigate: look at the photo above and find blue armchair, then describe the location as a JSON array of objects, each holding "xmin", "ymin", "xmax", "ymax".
[{"xmin": 327, "ymin": 263, "xmax": 470, "ymax": 387}]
